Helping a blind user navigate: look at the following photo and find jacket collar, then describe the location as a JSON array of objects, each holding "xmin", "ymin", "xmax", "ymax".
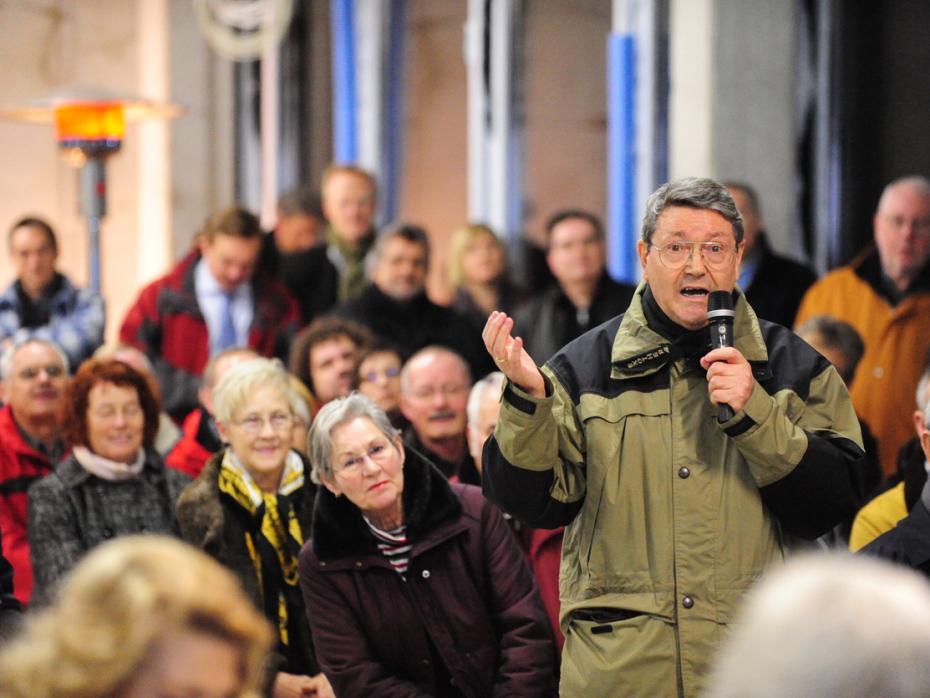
[
  {"xmin": 54, "ymin": 448, "xmax": 164, "ymax": 488},
  {"xmin": 359, "ymin": 283, "xmax": 431, "ymax": 314},
  {"xmin": 611, "ymin": 282, "xmax": 770, "ymax": 379},
  {"xmin": 311, "ymin": 447, "xmax": 462, "ymax": 561}
]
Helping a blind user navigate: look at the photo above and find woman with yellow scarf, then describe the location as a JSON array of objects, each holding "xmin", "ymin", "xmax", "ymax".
[{"xmin": 177, "ymin": 358, "xmax": 333, "ymax": 698}]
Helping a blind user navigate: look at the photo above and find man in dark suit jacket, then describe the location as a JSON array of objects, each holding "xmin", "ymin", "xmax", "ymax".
[
  {"xmin": 725, "ymin": 182, "xmax": 818, "ymax": 328},
  {"xmin": 337, "ymin": 224, "xmax": 493, "ymax": 379},
  {"xmin": 513, "ymin": 209, "xmax": 636, "ymax": 363}
]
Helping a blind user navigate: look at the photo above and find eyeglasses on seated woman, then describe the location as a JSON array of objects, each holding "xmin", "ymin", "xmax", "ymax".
[
  {"xmin": 299, "ymin": 392, "xmax": 558, "ymax": 696},
  {"xmin": 176, "ymin": 357, "xmax": 333, "ymax": 698},
  {"xmin": 28, "ymin": 359, "xmax": 191, "ymax": 605}
]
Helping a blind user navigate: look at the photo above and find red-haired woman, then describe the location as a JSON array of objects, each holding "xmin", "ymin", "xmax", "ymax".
[{"xmin": 27, "ymin": 359, "xmax": 190, "ymax": 605}]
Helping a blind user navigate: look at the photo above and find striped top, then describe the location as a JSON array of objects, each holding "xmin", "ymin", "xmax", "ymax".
[{"xmin": 365, "ymin": 519, "xmax": 412, "ymax": 576}]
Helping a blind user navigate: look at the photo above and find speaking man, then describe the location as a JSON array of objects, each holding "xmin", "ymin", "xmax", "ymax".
[{"xmin": 481, "ymin": 177, "xmax": 864, "ymax": 696}]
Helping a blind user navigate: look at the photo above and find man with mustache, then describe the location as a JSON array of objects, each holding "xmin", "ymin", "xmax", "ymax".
[
  {"xmin": 0, "ymin": 339, "xmax": 67, "ymax": 606},
  {"xmin": 400, "ymin": 346, "xmax": 479, "ymax": 485}
]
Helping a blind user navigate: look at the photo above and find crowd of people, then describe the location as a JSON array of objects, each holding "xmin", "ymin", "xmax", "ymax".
[{"xmin": 0, "ymin": 166, "xmax": 929, "ymax": 696}]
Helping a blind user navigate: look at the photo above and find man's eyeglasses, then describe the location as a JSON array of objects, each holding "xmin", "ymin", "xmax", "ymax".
[
  {"xmin": 650, "ymin": 241, "xmax": 738, "ymax": 270},
  {"xmin": 16, "ymin": 364, "xmax": 65, "ymax": 380}
]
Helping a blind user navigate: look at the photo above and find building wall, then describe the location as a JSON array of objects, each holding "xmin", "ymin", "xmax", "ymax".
[
  {"xmin": 0, "ymin": 0, "xmax": 813, "ymax": 346},
  {"xmin": 0, "ymin": 1, "xmax": 144, "ymax": 342},
  {"xmin": 0, "ymin": 0, "xmax": 234, "ymax": 343}
]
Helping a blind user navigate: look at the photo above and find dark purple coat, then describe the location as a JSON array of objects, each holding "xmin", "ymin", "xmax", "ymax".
[{"xmin": 299, "ymin": 450, "xmax": 557, "ymax": 697}]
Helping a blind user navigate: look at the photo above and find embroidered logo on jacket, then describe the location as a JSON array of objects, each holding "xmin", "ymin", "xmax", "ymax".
[{"xmin": 621, "ymin": 344, "xmax": 672, "ymax": 370}]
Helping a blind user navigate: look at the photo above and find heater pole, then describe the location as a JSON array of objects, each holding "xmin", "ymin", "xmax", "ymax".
[{"xmin": 78, "ymin": 158, "xmax": 107, "ymax": 294}]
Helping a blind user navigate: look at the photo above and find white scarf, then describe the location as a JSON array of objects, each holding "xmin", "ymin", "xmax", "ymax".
[{"xmin": 73, "ymin": 445, "xmax": 146, "ymax": 481}]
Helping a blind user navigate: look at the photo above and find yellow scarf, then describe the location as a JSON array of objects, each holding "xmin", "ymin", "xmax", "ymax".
[{"xmin": 218, "ymin": 450, "xmax": 305, "ymax": 644}]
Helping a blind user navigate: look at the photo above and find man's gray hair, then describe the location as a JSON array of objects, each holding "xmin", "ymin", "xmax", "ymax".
[
  {"xmin": 0, "ymin": 338, "xmax": 69, "ymax": 383},
  {"xmin": 467, "ymin": 372, "xmax": 505, "ymax": 427},
  {"xmin": 641, "ymin": 177, "xmax": 744, "ymax": 246},
  {"xmin": 365, "ymin": 222, "xmax": 431, "ymax": 279},
  {"xmin": 307, "ymin": 392, "xmax": 399, "ymax": 485},
  {"xmin": 706, "ymin": 553, "xmax": 930, "ymax": 698}
]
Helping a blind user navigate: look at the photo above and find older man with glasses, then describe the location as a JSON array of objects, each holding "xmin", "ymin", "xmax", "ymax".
[
  {"xmin": 399, "ymin": 346, "xmax": 479, "ymax": 485},
  {"xmin": 0, "ymin": 339, "xmax": 68, "ymax": 606},
  {"xmin": 481, "ymin": 177, "xmax": 864, "ymax": 696},
  {"xmin": 796, "ymin": 175, "xmax": 930, "ymax": 480}
]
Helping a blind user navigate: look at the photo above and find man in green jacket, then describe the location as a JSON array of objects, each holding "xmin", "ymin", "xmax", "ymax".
[{"xmin": 482, "ymin": 177, "xmax": 864, "ymax": 696}]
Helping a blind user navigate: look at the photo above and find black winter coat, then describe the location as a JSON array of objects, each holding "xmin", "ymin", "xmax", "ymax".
[
  {"xmin": 336, "ymin": 284, "xmax": 495, "ymax": 379},
  {"xmin": 176, "ymin": 451, "xmax": 320, "ymax": 678},
  {"xmin": 513, "ymin": 273, "xmax": 636, "ymax": 364}
]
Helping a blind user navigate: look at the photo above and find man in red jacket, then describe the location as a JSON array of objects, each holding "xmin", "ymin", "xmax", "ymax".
[
  {"xmin": 0, "ymin": 339, "xmax": 66, "ymax": 605},
  {"xmin": 120, "ymin": 206, "xmax": 300, "ymax": 422}
]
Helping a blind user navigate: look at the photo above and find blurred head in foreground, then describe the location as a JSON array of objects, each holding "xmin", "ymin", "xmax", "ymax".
[
  {"xmin": 706, "ymin": 553, "xmax": 930, "ymax": 698},
  {"xmin": 0, "ymin": 535, "xmax": 273, "ymax": 698}
]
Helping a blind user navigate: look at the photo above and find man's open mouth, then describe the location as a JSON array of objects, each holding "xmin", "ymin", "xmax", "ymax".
[{"xmin": 681, "ymin": 287, "xmax": 709, "ymax": 297}]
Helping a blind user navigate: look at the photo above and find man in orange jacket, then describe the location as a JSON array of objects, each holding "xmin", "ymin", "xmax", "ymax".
[{"xmin": 796, "ymin": 176, "xmax": 930, "ymax": 479}]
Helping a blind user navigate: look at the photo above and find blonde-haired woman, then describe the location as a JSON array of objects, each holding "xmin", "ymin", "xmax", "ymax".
[
  {"xmin": 0, "ymin": 535, "xmax": 273, "ymax": 698},
  {"xmin": 177, "ymin": 358, "xmax": 332, "ymax": 698},
  {"xmin": 448, "ymin": 223, "xmax": 526, "ymax": 333}
]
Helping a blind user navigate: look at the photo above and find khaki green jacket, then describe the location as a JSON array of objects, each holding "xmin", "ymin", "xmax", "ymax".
[{"xmin": 484, "ymin": 286, "xmax": 863, "ymax": 696}]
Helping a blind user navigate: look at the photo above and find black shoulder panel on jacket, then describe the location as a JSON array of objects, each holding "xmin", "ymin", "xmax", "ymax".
[
  {"xmin": 545, "ymin": 314, "xmax": 670, "ymax": 406},
  {"xmin": 756, "ymin": 319, "xmax": 832, "ymax": 402}
]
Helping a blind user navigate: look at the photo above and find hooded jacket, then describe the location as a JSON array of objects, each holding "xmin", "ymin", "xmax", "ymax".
[
  {"xmin": 484, "ymin": 284, "xmax": 864, "ymax": 696},
  {"xmin": 299, "ymin": 449, "xmax": 556, "ymax": 697}
]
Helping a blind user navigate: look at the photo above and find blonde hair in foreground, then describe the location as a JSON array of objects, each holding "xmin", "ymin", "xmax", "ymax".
[{"xmin": 0, "ymin": 536, "xmax": 273, "ymax": 698}]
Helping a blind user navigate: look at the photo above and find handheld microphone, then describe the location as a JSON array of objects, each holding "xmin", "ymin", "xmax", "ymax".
[{"xmin": 707, "ymin": 291, "xmax": 735, "ymax": 422}]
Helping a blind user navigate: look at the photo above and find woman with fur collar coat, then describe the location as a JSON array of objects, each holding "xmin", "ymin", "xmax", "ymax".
[{"xmin": 300, "ymin": 393, "xmax": 557, "ymax": 697}]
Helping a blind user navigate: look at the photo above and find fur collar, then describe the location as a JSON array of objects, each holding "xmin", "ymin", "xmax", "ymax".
[{"xmin": 311, "ymin": 447, "xmax": 462, "ymax": 560}]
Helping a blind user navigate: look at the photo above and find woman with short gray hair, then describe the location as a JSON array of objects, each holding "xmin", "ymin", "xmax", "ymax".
[
  {"xmin": 299, "ymin": 392, "xmax": 556, "ymax": 696},
  {"xmin": 176, "ymin": 358, "xmax": 332, "ymax": 698}
]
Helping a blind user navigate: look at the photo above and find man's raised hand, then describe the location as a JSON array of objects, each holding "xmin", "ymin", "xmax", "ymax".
[{"xmin": 482, "ymin": 311, "xmax": 546, "ymax": 398}]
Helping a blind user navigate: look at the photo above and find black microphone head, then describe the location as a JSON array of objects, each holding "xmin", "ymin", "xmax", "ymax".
[
  {"xmin": 706, "ymin": 291, "xmax": 735, "ymax": 322},
  {"xmin": 707, "ymin": 290, "xmax": 733, "ymax": 312}
]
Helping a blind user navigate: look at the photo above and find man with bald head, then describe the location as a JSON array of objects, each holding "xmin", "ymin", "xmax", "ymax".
[
  {"xmin": 796, "ymin": 175, "xmax": 930, "ymax": 478},
  {"xmin": 0, "ymin": 339, "xmax": 67, "ymax": 605},
  {"xmin": 400, "ymin": 346, "xmax": 479, "ymax": 484}
]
